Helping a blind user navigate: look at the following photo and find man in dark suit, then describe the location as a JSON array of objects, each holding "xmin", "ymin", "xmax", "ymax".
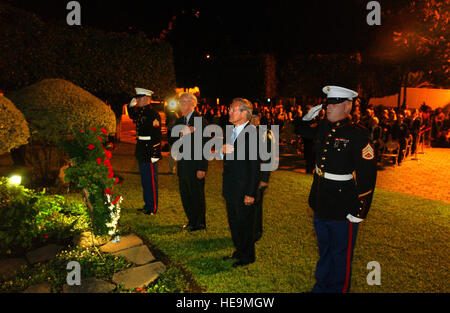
[
  {"xmin": 169, "ymin": 93, "xmax": 208, "ymax": 232},
  {"xmin": 222, "ymin": 98, "xmax": 260, "ymax": 267}
]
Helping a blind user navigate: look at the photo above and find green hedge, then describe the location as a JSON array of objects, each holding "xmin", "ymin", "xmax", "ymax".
[
  {"xmin": 7, "ymin": 79, "xmax": 116, "ymax": 144},
  {"xmin": 0, "ymin": 3, "xmax": 176, "ymax": 103},
  {"xmin": 0, "ymin": 95, "xmax": 30, "ymax": 154}
]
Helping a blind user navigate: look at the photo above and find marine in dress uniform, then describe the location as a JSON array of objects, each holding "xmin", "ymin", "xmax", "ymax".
[
  {"xmin": 169, "ymin": 93, "xmax": 209, "ymax": 232},
  {"xmin": 127, "ymin": 88, "xmax": 162, "ymax": 215},
  {"xmin": 222, "ymin": 98, "xmax": 260, "ymax": 267},
  {"xmin": 297, "ymin": 86, "xmax": 377, "ymax": 293}
]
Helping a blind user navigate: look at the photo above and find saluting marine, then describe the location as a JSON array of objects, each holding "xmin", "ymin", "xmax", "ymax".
[
  {"xmin": 127, "ymin": 88, "xmax": 162, "ymax": 215},
  {"xmin": 297, "ymin": 86, "xmax": 377, "ymax": 293}
]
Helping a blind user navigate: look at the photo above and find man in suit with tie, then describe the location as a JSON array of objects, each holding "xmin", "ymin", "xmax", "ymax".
[
  {"xmin": 222, "ymin": 98, "xmax": 260, "ymax": 267},
  {"xmin": 169, "ymin": 93, "xmax": 209, "ymax": 232}
]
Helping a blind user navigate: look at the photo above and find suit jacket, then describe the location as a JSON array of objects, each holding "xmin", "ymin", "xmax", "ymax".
[
  {"xmin": 222, "ymin": 123, "xmax": 260, "ymax": 201},
  {"xmin": 169, "ymin": 111, "xmax": 209, "ymax": 175}
]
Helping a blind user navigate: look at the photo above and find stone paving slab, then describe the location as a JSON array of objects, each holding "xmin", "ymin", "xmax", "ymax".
[
  {"xmin": 25, "ymin": 244, "xmax": 61, "ymax": 265},
  {"xmin": 100, "ymin": 234, "xmax": 143, "ymax": 253},
  {"xmin": 112, "ymin": 262, "xmax": 166, "ymax": 289},
  {"xmin": 0, "ymin": 258, "xmax": 27, "ymax": 279},
  {"xmin": 74, "ymin": 231, "xmax": 110, "ymax": 249},
  {"xmin": 23, "ymin": 282, "xmax": 52, "ymax": 293},
  {"xmin": 112, "ymin": 245, "xmax": 155, "ymax": 265},
  {"xmin": 62, "ymin": 277, "xmax": 115, "ymax": 293}
]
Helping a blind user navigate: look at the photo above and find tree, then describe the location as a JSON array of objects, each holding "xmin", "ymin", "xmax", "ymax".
[{"xmin": 0, "ymin": 3, "xmax": 176, "ymax": 104}]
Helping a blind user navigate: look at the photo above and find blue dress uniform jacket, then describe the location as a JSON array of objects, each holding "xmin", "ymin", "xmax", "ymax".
[
  {"xmin": 127, "ymin": 104, "xmax": 162, "ymax": 162},
  {"xmin": 298, "ymin": 117, "xmax": 377, "ymax": 221}
]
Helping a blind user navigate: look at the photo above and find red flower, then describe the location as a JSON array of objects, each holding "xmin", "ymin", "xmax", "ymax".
[
  {"xmin": 112, "ymin": 196, "xmax": 120, "ymax": 205},
  {"xmin": 108, "ymin": 171, "xmax": 114, "ymax": 179},
  {"xmin": 114, "ymin": 177, "xmax": 119, "ymax": 185},
  {"xmin": 44, "ymin": 234, "xmax": 48, "ymax": 239},
  {"xmin": 80, "ymin": 130, "xmax": 85, "ymax": 133},
  {"xmin": 105, "ymin": 188, "xmax": 112, "ymax": 195},
  {"xmin": 90, "ymin": 127, "xmax": 97, "ymax": 132},
  {"xmin": 109, "ymin": 142, "xmax": 114, "ymax": 149},
  {"xmin": 88, "ymin": 144, "xmax": 95, "ymax": 151},
  {"xmin": 101, "ymin": 128, "xmax": 107, "ymax": 135},
  {"xmin": 97, "ymin": 136, "xmax": 102, "ymax": 142},
  {"xmin": 96, "ymin": 158, "xmax": 102, "ymax": 165},
  {"xmin": 104, "ymin": 149, "xmax": 112, "ymax": 159},
  {"xmin": 103, "ymin": 159, "xmax": 111, "ymax": 167}
]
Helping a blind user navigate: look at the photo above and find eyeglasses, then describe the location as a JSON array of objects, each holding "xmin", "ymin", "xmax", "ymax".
[{"xmin": 229, "ymin": 107, "xmax": 243, "ymax": 113}]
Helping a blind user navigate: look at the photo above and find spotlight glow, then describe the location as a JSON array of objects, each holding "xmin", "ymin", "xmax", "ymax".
[{"xmin": 9, "ymin": 175, "xmax": 22, "ymax": 185}]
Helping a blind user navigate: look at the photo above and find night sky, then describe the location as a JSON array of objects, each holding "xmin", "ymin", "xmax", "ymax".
[
  {"xmin": 8, "ymin": 0, "xmax": 400, "ymax": 53},
  {"xmin": 6, "ymin": 0, "xmax": 411, "ymax": 90}
]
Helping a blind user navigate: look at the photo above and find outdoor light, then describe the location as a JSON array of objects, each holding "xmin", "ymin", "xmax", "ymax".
[
  {"xmin": 165, "ymin": 98, "xmax": 178, "ymax": 111},
  {"xmin": 9, "ymin": 175, "xmax": 22, "ymax": 185}
]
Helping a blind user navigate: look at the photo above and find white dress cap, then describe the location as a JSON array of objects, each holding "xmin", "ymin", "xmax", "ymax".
[
  {"xmin": 135, "ymin": 88, "xmax": 154, "ymax": 97},
  {"xmin": 322, "ymin": 85, "xmax": 358, "ymax": 100}
]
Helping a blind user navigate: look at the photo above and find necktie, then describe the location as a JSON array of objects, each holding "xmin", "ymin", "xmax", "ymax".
[
  {"xmin": 231, "ymin": 128, "xmax": 238, "ymax": 144},
  {"xmin": 184, "ymin": 116, "xmax": 188, "ymax": 125}
]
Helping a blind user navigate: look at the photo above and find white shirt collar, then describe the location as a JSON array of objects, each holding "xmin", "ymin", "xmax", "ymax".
[
  {"xmin": 233, "ymin": 121, "xmax": 249, "ymax": 137},
  {"xmin": 185, "ymin": 110, "xmax": 194, "ymax": 124}
]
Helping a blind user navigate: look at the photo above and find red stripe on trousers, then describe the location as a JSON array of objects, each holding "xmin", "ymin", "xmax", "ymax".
[
  {"xmin": 150, "ymin": 163, "xmax": 157, "ymax": 213},
  {"xmin": 342, "ymin": 222, "xmax": 353, "ymax": 293}
]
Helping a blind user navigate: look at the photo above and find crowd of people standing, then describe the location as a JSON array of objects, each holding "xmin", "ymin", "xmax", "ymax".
[{"xmin": 178, "ymin": 98, "xmax": 450, "ymax": 170}]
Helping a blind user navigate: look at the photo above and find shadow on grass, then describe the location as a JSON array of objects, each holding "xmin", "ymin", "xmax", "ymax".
[
  {"xmin": 184, "ymin": 255, "xmax": 235, "ymax": 276},
  {"xmin": 178, "ymin": 237, "xmax": 233, "ymax": 254}
]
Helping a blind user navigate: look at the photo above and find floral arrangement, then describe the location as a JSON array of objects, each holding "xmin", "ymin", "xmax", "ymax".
[{"xmin": 60, "ymin": 126, "xmax": 121, "ymax": 237}]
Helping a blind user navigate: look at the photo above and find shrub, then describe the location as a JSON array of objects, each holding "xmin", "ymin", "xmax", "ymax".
[
  {"xmin": 7, "ymin": 79, "xmax": 116, "ymax": 144},
  {"xmin": 6, "ymin": 79, "xmax": 116, "ymax": 184},
  {"xmin": 0, "ymin": 177, "xmax": 90, "ymax": 253},
  {"xmin": 0, "ymin": 96, "xmax": 30, "ymax": 155}
]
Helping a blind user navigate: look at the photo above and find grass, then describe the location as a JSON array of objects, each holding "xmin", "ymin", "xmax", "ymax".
[{"xmin": 111, "ymin": 142, "xmax": 450, "ymax": 293}]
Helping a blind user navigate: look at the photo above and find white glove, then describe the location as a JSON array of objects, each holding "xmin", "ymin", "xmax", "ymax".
[
  {"xmin": 346, "ymin": 214, "xmax": 364, "ymax": 223},
  {"xmin": 302, "ymin": 104, "xmax": 323, "ymax": 121},
  {"xmin": 129, "ymin": 98, "xmax": 137, "ymax": 107},
  {"xmin": 151, "ymin": 158, "xmax": 159, "ymax": 163}
]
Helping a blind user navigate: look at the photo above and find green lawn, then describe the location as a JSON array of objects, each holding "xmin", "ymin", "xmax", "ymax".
[{"xmin": 111, "ymin": 142, "xmax": 449, "ymax": 293}]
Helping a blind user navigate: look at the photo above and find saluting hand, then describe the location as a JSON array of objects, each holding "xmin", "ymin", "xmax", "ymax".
[{"xmin": 244, "ymin": 195, "xmax": 255, "ymax": 206}]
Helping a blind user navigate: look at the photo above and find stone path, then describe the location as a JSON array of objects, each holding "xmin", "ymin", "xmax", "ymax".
[
  {"xmin": 0, "ymin": 258, "xmax": 27, "ymax": 280},
  {"xmin": 0, "ymin": 234, "xmax": 166, "ymax": 293},
  {"xmin": 25, "ymin": 244, "xmax": 61, "ymax": 264},
  {"xmin": 62, "ymin": 277, "xmax": 115, "ymax": 293},
  {"xmin": 105, "ymin": 234, "xmax": 166, "ymax": 289},
  {"xmin": 23, "ymin": 282, "xmax": 51, "ymax": 293},
  {"xmin": 112, "ymin": 262, "xmax": 166, "ymax": 289}
]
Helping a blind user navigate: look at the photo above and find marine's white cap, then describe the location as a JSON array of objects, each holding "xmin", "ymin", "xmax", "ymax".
[
  {"xmin": 135, "ymin": 88, "xmax": 154, "ymax": 97},
  {"xmin": 322, "ymin": 85, "xmax": 358, "ymax": 100}
]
